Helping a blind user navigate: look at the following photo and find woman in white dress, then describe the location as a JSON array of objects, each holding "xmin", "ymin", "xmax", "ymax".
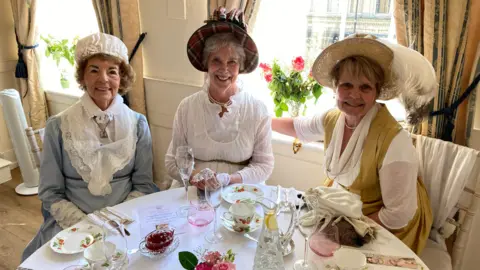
[
  {"xmin": 165, "ymin": 7, "xmax": 274, "ymax": 189},
  {"xmin": 22, "ymin": 33, "xmax": 159, "ymax": 261}
]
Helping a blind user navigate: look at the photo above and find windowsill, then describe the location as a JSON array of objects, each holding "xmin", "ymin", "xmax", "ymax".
[
  {"xmin": 44, "ymin": 87, "xmax": 83, "ymax": 105},
  {"xmin": 271, "ymin": 131, "xmax": 324, "ymax": 164}
]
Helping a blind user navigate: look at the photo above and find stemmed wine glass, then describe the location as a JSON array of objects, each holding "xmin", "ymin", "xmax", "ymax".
[
  {"xmin": 294, "ymin": 196, "xmax": 322, "ymax": 270},
  {"xmin": 204, "ymin": 179, "xmax": 224, "ymax": 243},
  {"xmin": 175, "ymin": 146, "xmax": 194, "ymax": 217}
]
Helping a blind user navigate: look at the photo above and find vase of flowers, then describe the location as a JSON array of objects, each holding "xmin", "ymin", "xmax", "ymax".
[
  {"xmin": 259, "ymin": 56, "xmax": 323, "ymax": 154},
  {"xmin": 259, "ymin": 56, "xmax": 323, "ymax": 118}
]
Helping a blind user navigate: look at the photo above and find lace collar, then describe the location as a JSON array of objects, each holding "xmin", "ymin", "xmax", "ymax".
[{"xmin": 60, "ymin": 93, "xmax": 138, "ymax": 196}]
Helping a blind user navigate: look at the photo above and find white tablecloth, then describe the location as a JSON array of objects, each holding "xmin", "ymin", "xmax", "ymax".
[{"xmin": 20, "ymin": 186, "xmax": 429, "ymax": 269}]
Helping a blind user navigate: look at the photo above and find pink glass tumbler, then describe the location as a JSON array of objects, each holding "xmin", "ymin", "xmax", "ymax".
[{"xmin": 187, "ymin": 199, "xmax": 214, "ymax": 227}]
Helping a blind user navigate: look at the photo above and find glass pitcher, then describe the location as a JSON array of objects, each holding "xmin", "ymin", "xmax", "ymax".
[{"xmin": 253, "ymin": 197, "xmax": 296, "ymax": 270}]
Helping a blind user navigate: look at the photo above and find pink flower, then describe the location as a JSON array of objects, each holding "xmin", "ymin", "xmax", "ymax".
[
  {"xmin": 264, "ymin": 73, "xmax": 273, "ymax": 82},
  {"xmin": 195, "ymin": 262, "xmax": 213, "ymax": 270},
  {"xmin": 259, "ymin": 63, "xmax": 272, "ymax": 73},
  {"xmin": 203, "ymin": 251, "xmax": 222, "ymax": 266},
  {"xmin": 292, "ymin": 56, "xmax": 305, "ymax": 72},
  {"xmin": 213, "ymin": 262, "xmax": 236, "ymax": 270}
]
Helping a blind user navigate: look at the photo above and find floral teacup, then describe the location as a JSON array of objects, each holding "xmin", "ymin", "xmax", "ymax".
[{"xmin": 222, "ymin": 202, "xmax": 255, "ymax": 232}]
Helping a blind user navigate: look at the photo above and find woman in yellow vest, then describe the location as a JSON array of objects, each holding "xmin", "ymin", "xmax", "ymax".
[{"xmin": 272, "ymin": 34, "xmax": 435, "ymax": 254}]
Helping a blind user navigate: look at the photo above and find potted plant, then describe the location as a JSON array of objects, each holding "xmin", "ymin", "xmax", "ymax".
[
  {"xmin": 41, "ymin": 35, "xmax": 78, "ymax": 89},
  {"xmin": 258, "ymin": 56, "xmax": 323, "ymax": 117}
]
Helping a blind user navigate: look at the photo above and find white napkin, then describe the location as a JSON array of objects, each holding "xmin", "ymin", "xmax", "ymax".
[
  {"xmin": 299, "ymin": 186, "xmax": 374, "ymax": 237},
  {"xmin": 86, "ymin": 208, "xmax": 134, "ymax": 234}
]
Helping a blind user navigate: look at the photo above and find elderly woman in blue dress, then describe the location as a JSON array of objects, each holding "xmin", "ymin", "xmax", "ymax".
[
  {"xmin": 22, "ymin": 33, "xmax": 159, "ymax": 261},
  {"xmin": 165, "ymin": 7, "xmax": 274, "ymax": 190}
]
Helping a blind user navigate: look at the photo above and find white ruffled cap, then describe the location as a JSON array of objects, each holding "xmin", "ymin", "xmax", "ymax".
[{"xmin": 75, "ymin": 33, "xmax": 129, "ymax": 64}]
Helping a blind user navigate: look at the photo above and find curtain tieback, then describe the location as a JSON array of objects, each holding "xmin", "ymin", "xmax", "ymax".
[{"xmin": 15, "ymin": 42, "xmax": 39, "ymax": 79}]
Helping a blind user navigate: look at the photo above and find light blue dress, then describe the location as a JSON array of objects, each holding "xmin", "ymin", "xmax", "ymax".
[{"xmin": 21, "ymin": 113, "xmax": 159, "ymax": 261}]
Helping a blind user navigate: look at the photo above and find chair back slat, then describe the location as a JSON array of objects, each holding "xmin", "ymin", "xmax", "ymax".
[{"xmin": 25, "ymin": 127, "xmax": 44, "ymax": 168}]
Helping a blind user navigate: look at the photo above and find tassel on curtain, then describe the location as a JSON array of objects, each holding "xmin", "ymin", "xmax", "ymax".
[
  {"xmin": 10, "ymin": 0, "xmax": 48, "ymax": 132},
  {"xmin": 91, "ymin": 0, "xmax": 147, "ymax": 116}
]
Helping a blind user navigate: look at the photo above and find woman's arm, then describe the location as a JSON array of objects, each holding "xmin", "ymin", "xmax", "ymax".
[
  {"xmin": 39, "ymin": 117, "xmax": 86, "ymax": 229},
  {"xmin": 376, "ymin": 161, "xmax": 418, "ymax": 230},
  {"xmin": 236, "ymin": 115, "xmax": 274, "ymax": 184},
  {"xmin": 272, "ymin": 118, "xmax": 297, "ymax": 137},
  {"xmin": 125, "ymin": 114, "xmax": 159, "ymax": 200}
]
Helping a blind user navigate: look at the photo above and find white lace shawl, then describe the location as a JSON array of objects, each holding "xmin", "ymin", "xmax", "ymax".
[{"xmin": 60, "ymin": 93, "xmax": 137, "ymax": 196}]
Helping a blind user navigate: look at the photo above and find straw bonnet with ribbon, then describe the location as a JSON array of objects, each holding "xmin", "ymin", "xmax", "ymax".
[
  {"xmin": 187, "ymin": 7, "xmax": 259, "ymax": 74},
  {"xmin": 75, "ymin": 33, "xmax": 129, "ymax": 65},
  {"xmin": 311, "ymin": 33, "xmax": 438, "ymax": 125}
]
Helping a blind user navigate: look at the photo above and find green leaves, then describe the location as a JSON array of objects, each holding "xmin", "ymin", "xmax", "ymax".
[
  {"xmin": 41, "ymin": 35, "xmax": 78, "ymax": 67},
  {"xmin": 178, "ymin": 251, "xmax": 198, "ymax": 270},
  {"xmin": 265, "ymin": 59, "xmax": 324, "ymax": 117}
]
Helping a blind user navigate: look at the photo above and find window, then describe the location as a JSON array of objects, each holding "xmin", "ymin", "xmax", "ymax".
[
  {"xmin": 36, "ymin": 0, "xmax": 99, "ymax": 94},
  {"xmin": 244, "ymin": 0, "xmax": 404, "ymax": 121}
]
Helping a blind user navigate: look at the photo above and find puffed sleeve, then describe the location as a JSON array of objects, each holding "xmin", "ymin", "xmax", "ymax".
[
  {"xmin": 124, "ymin": 114, "xmax": 159, "ymax": 201},
  {"xmin": 237, "ymin": 107, "xmax": 274, "ymax": 184},
  {"xmin": 39, "ymin": 116, "xmax": 86, "ymax": 229},
  {"xmin": 293, "ymin": 111, "xmax": 329, "ymax": 142}
]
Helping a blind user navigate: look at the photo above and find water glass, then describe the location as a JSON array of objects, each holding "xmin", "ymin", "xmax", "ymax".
[
  {"xmin": 175, "ymin": 146, "xmax": 194, "ymax": 217},
  {"xmin": 204, "ymin": 180, "xmax": 225, "ymax": 243}
]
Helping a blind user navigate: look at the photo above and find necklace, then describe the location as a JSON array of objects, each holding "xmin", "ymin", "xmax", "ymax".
[
  {"xmin": 93, "ymin": 116, "xmax": 112, "ymax": 139},
  {"xmin": 208, "ymin": 91, "xmax": 232, "ymax": 117},
  {"xmin": 344, "ymin": 121, "xmax": 357, "ymax": 130}
]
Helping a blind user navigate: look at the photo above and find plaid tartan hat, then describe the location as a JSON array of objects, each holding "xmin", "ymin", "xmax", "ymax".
[{"xmin": 187, "ymin": 7, "xmax": 259, "ymax": 74}]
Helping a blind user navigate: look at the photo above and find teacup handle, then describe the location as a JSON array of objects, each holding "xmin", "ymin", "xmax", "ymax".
[{"xmin": 223, "ymin": 212, "xmax": 235, "ymax": 221}]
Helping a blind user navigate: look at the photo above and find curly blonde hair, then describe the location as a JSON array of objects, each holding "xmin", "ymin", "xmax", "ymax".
[{"xmin": 75, "ymin": 53, "xmax": 135, "ymax": 95}]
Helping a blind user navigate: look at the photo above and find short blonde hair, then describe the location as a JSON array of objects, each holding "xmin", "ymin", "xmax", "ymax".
[
  {"xmin": 75, "ymin": 53, "xmax": 135, "ymax": 95},
  {"xmin": 330, "ymin": 56, "xmax": 385, "ymax": 96}
]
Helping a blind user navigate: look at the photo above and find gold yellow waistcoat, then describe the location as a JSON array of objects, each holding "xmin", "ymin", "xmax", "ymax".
[{"xmin": 323, "ymin": 105, "xmax": 432, "ymax": 254}]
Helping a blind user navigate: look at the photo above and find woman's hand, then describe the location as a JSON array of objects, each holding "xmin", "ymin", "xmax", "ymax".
[{"xmin": 190, "ymin": 168, "xmax": 220, "ymax": 190}]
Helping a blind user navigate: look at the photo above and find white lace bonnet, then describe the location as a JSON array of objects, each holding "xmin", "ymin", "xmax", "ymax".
[{"xmin": 75, "ymin": 33, "xmax": 129, "ymax": 64}]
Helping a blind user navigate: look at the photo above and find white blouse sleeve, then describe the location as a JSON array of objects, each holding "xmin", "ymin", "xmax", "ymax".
[
  {"xmin": 237, "ymin": 115, "xmax": 274, "ymax": 184},
  {"xmin": 378, "ymin": 130, "xmax": 418, "ymax": 230},
  {"xmin": 293, "ymin": 110, "xmax": 329, "ymax": 142},
  {"xmin": 165, "ymin": 100, "xmax": 188, "ymax": 181}
]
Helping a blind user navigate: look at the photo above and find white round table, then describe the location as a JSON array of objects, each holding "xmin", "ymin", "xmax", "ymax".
[{"xmin": 19, "ymin": 186, "xmax": 429, "ymax": 269}]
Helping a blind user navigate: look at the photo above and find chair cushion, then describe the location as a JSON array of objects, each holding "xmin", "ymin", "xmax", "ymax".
[{"xmin": 420, "ymin": 239, "xmax": 452, "ymax": 270}]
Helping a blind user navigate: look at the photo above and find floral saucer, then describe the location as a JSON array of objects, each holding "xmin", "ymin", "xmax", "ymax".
[
  {"xmin": 50, "ymin": 223, "xmax": 103, "ymax": 254},
  {"xmin": 139, "ymin": 237, "xmax": 180, "ymax": 259},
  {"xmin": 222, "ymin": 212, "xmax": 263, "ymax": 233},
  {"xmin": 221, "ymin": 184, "xmax": 264, "ymax": 204}
]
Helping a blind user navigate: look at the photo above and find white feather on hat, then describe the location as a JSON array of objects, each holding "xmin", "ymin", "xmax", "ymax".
[{"xmin": 379, "ymin": 41, "xmax": 438, "ymax": 125}]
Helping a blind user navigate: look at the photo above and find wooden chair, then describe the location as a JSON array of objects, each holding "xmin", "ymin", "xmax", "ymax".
[
  {"xmin": 25, "ymin": 127, "xmax": 45, "ymax": 168},
  {"xmin": 412, "ymin": 134, "xmax": 480, "ymax": 270}
]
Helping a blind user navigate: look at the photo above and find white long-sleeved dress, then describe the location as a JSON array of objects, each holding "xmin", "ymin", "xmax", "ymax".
[{"xmin": 165, "ymin": 85, "xmax": 274, "ymax": 187}]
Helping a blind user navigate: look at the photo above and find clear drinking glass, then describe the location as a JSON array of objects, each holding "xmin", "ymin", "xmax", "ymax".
[
  {"xmin": 294, "ymin": 199, "xmax": 322, "ymax": 270},
  {"xmin": 204, "ymin": 179, "xmax": 225, "ymax": 243},
  {"xmin": 175, "ymin": 146, "xmax": 194, "ymax": 217}
]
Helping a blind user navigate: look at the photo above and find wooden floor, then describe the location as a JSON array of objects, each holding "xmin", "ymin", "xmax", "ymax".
[{"xmin": 0, "ymin": 168, "xmax": 42, "ymax": 270}]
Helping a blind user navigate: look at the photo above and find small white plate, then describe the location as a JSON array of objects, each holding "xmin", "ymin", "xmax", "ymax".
[
  {"xmin": 222, "ymin": 212, "xmax": 263, "ymax": 233},
  {"xmin": 50, "ymin": 224, "xmax": 103, "ymax": 254},
  {"xmin": 221, "ymin": 184, "xmax": 264, "ymax": 204}
]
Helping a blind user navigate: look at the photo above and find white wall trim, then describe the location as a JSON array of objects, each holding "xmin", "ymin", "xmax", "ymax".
[
  {"xmin": 144, "ymin": 76, "xmax": 203, "ymax": 88},
  {"xmin": 0, "ymin": 149, "xmax": 18, "ymax": 169}
]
